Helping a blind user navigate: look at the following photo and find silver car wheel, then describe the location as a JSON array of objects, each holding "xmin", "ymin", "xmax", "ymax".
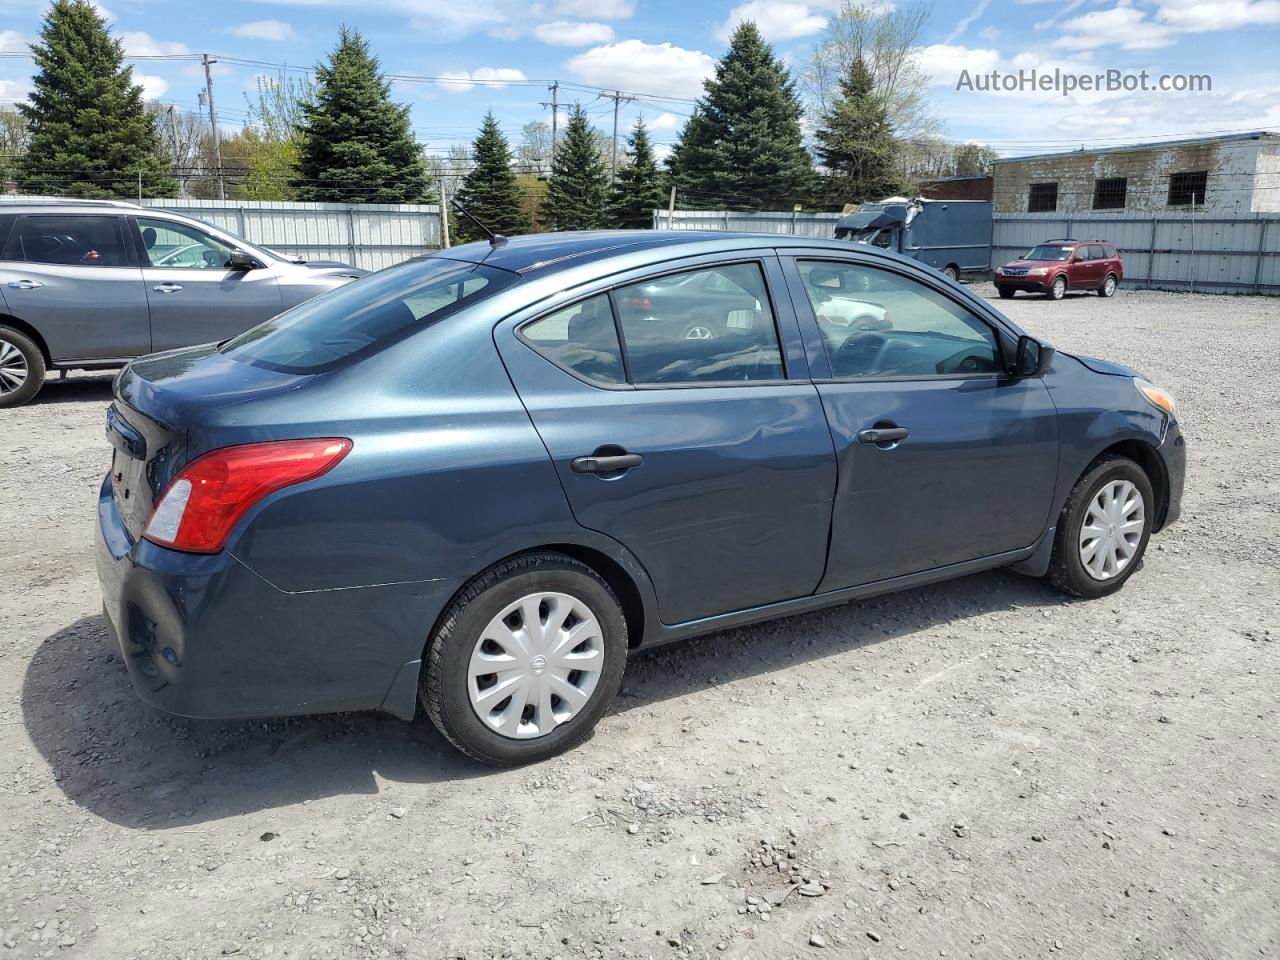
[
  {"xmin": 0, "ymin": 342, "xmax": 28, "ymax": 395},
  {"xmin": 467, "ymin": 592, "xmax": 605, "ymax": 740},
  {"xmin": 1103, "ymin": 275, "xmax": 1117, "ymax": 296},
  {"xmin": 1079, "ymin": 479, "xmax": 1144, "ymax": 581}
]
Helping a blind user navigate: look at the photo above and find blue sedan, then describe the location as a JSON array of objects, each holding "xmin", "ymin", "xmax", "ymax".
[{"xmin": 96, "ymin": 231, "xmax": 1185, "ymax": 765}]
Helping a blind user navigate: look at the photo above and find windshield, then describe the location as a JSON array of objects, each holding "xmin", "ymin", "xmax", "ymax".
[
  {"xmin": 1022, "ymin": 244, "xmax": 1074, "ymax": 261},
  {"xmin": 220, "ymin": 258, "xmax": 518, "ymax": 373}
]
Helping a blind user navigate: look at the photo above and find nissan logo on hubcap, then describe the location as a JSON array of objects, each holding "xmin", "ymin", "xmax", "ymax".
[{"xmin": 530, "ymin": 655, "xmax": 548, "ymax": 676}]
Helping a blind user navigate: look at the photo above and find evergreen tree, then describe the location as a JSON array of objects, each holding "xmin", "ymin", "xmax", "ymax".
[
  {"xmin": 17, "ymin": 0, "xmax": 174, "ymax": 198},
  {"xmin": 452, "ymin": 112, "xmax": 528, "ymax": 243},
  {"xmin": 293, "ymin": 27, "xmax": 428, "ymax": 203},
  {"xmin": 668, "ymin": 22, "xmax": 812, "ymax": 209},
  {"xmin": 545, "ymin": 105, "xmax": 609, "ymax": 231},
  {"xmin": 608, "ymin": 118, "xmax": 666, "ymax": 229},
  {"xmin": 814, "ymin": 56, "xmax": 909, "ymax": 207}
]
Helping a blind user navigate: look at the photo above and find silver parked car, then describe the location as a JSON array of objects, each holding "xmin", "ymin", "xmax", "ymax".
[{"xmin": 0, "ymin": 200, "xmax": 367, "ymax": 406}]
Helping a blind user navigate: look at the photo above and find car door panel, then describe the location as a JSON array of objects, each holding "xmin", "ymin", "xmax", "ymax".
[
  {"xmin": 781, "ymin": 252, "xmax": 1059, "ymax": 590},
  {"xmin": 496, "ymin": 254, "xmax": 836, "ymax": 626},
  {"xmin": 0, "ymin": 215, "xmax": 149, "ymax": 360}
]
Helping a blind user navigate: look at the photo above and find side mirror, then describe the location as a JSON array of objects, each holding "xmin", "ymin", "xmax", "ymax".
[
  {"xmin": 1013, "ymin": 335, "xmax": 1055, "ymax": 378},
  {"xmin": 1071, "ymin": 255, "xmax": 1084, "ymax": 263},
  {"xmin": 228, "ymin": 250, "xmax": 259, "ymax": 270}
]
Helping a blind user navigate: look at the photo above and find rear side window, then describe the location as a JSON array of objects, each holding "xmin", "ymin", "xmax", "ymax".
[
  {"xmin": 521, "ymin": 295, "xmax": 625, "ymax": 385},
  {"xmin": 1087, "ymin": 244, "xmax": 1106, "ymax": 260},
  {"xmin": 220, "ymin": 258, "xmax": 518, "ymax": 373},
  {"xmin": 612, "ymin": 263, "xmax": 784, "ymax": 384},
  {"xmin": 8, "ymin": 215, "xmax": 130, "ymax": 267}
]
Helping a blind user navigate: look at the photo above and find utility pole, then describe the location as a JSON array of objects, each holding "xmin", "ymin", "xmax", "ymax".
[
  {"xmin": 201, "ymin": 53, "xmax": 225, "ymax": 201},
  {"xmin": 539, "ymin": 81, "xmax": 560, "ymax": 172},
  {"xmin": 438, "ymin": 175, "xmax": 450, "ymax": 249},
  {"xmin": 607, "ymin": 90, "xmax": 636, "ymax": 182}
]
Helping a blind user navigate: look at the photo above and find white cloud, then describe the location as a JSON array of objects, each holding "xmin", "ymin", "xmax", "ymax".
[
  {"xmin": 547, "ymin": 0, "xmax": 633, "ymax": 16},
  {"xmin": 917, "ymin": 43, "xmax": 1001, "ymax": 84},
  {"xmin": 533, "ymin": 20, "xmax": 615, "ymax": 45},
  {"xmin": 120, "ymin": 31, "xmax": 192, "ymax": 57},
  {"xmin": 88, "ymin": 0, "xmax": 114, "ymax": 22},
  {"xmin": 231, "ymin": 19, "xmax": 296, "ymax": 42},
  {"xmin": 435, "ymin": 67, "xmax": 528, "ymax": 93},
  {"xmin": 137, "ymin": 73, "xmax": 168, "ymax": 100},
  {"xmin": 945, "ymin": 0, "xmax": 993, "ymax": 43},
  {"xmin": 1053, "ymin": 4, "xmax": 1174, "ymax": 50},
  {"xmin": 0, "ymin": 30, "xmax": 28, "ymax": 54},
  {"xmin": 1156, "ymin": 0, "xmax": 1280, "ymax": 30},
  {"xmin": 978, "ymin": 25, "xmax": 1000, "ymax": 40},
  {"xmin": 649, "ymin": 111, "xmax": 682, "ymax": 131},
  {"xmin": 716, "ymin": 0, "xmax": 828, "ymax": 42},
  {"xmin": 567, "ymin": 40, "xmax": 716, "ymax": 99}
]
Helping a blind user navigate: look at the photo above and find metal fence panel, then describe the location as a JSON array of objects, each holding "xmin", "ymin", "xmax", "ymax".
[
  {"xmin": 653, "ymin": 209, "xmax": 843, "ymax": 238},
  {"xmin": 140, "ymin": 198, "xmax": 442, "ymax": 272}
]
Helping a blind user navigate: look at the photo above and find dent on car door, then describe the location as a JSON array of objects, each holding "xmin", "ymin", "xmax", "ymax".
[
  {"xmin": 135, "ymin": 217, "xmax": 283, "ymax": 351},
  {"xmin": 0, "ymin": 214, "xmax": 150, "ymax": 360},
  {"xmin": 496, "ymin": 255, "xmax": 838, "ymax": 625},
  {"xmin": 783, "ymin": 255, "xmax": 1059, "ymax": 590}
]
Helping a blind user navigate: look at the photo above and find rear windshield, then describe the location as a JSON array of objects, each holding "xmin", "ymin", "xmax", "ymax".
[
  {"xmin": 219, "ymin": 258, "xmax": 518, "ymax": 373},
  {"xmin": 1022, "ymin": 244, "xmax": 1074, "ymax": 261}
]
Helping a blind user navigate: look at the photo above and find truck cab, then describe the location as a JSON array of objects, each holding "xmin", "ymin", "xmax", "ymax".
[{"xmin": 835, "ymin": 199, "xmax": 993, "ymax": 282}]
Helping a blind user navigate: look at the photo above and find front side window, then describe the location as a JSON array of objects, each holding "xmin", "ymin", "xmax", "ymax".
[
  {"xmin": 9, "ymin": 215, "xmax": 129, "ymax": 267},
  {"xmin": 138, "ymin": 217, "xmax": 235, "ymax": 270},
  {"xmin": 612, "ymin": 263, "xmax": 784, "ymax": 384},
  {"xmin": 521, "ymin": 294, "xmax": 625, "ymax": 385},
  {"xmin": 221, "ymin": 258, "xmax": 517, "ymax": 373},
  {"xmin": 797, "ymin": 260, "xmax": 1001, "ymax": 379}
]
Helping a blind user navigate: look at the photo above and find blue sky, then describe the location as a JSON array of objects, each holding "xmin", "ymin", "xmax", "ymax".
[{"xmin": 2, "ymin": 0, "xmax": 1278, "ymax": 161}]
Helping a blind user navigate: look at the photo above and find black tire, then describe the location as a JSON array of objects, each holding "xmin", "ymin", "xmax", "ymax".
[
  {"xmin": 1049, "ymin": 276, "xmax": 1067, "ymax": 300},
  {"xmin": 422, "ymin": 552, "xmax": 628, "ymax": 766},
  {"xmin": 997, "ymin": 288, "xmax": 1015, "ymax": 299},
  {"xmin": 0, "ymin": 326, "xmax": 46, "ymax": 408},
  {"xmin": 1046, "ymin": 455, "xmax": 1154, "ymax": 599},
  {"xmin": 1098, "ymin": 273, "xmax": 1118, "ymax": 297}
]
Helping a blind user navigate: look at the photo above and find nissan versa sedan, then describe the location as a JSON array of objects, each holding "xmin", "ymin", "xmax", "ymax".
[{"xmin": 96, "ymin": 231, "xmax": 1185, "ymax": 765}]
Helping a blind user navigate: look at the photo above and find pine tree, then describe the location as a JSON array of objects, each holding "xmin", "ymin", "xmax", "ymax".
[
  {"xmin": 814, "ymin": 56, "xmax": 909, "ymax": 207},
  {"xmin": 17, "ymin": 0, "xmax": 174, "ymax": 198},
  {"xmin": 452, "ymin": 112, "xmax": 529, "ymax": 243},
  {"xmin": 668, "ymin": 22, "xmax": 812, "ymax": 210},
  {"xmin": 293, "ymin": 27, "xmax": 428, "ymax": 203},
  {"xmin": 608, "ymin": 118, "xmax": 666, "ymax": 229},
  {"xmin": 545, "ymin": 105, "xmax": 609, "ymax": 231}
]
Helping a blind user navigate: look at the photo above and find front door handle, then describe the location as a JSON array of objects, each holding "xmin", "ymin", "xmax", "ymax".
[
  {"xmin": 153, "ymin": 282, "xmax": 184, "ymax": 294},
  {"xmin": 7, "ymin": 279, "xmax": 43, "ymax": 290},
  {"xmin": 858, "ymin": 427, "xmax": 910, "ymax": 445},
  {"xmin": 571, "ymin": 453, "xmax": 643, "ymax": 474}
]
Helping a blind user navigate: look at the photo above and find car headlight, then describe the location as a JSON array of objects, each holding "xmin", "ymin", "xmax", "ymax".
[
  {"xmin": 1134, "ymin": 377, "xmax": 1176, "ymax": 417},
  {"xmin": 995, "ymin": 267, "xmax": 1005, "ymax": 275},
  {"xmin": 1027, "ymin": 267, "xmax": 1048, "ymax": 276}
]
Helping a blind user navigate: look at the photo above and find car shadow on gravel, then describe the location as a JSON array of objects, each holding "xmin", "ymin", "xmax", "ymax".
[
  {"xmin": 33, "ymin": 374, "xmax": 115, "ymax": 404},
  {"xmin": 23, "ymin": 570, "xmax": 1061, "ymax": 829}
]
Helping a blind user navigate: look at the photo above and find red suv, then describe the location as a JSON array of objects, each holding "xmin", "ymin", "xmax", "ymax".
[{"xmin": 995, "ymin": 239, "xmax": 1123, "ymax": 300}]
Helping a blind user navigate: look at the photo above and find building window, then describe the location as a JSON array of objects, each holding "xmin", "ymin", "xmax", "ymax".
[
  {"xmin": 1092, "ymin": 177, "xmax": 1127, "ymax": 210},
  {"xmin": 1167, "ymin": 171, "xmax": 1207, "ymax": 206},
  {"xmin": 1027, "ymin": 182, "xmax": 1058, "ymax": 213}
]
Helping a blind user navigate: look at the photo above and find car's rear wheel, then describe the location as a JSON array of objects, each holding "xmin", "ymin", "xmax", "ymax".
[
  {"xmin": 1046, "ymin": 456, "xmax": 1153, "ymax": 599},
  {"xmin": 0, "ymin": 326, "xmax": 45, "ymax": 408},
  {"xmin": 422, "ymin": 552, "xmax": 628, "ymax": 765},
  {"xmin": 1099, "ymin": 274, "xmax": 1118, "ymax": 297},
  {"xmin": 942, "ymin": 265, "xmax": 960, "ymax": 282},
  {"xmin": 1049, "ymin": 276, "xmax": 1067, "ymax": 300},
  {"xmin": 998, "ymin": 288, "xmax": 1015, "ymax": 299}
]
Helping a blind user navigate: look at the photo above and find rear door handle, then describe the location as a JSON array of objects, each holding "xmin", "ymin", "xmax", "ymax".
[
  {"xmin": 857, "ymin": 427, "xmax": 910, "ymax": 444},
  {"xmin": 571, "ymin": 453, "xmax": 643, "ymax": 474},
  {"xmin": 153, "ymin": 283, "xmax": 183, "ymax": 293},
  {"xmin": 7, "ymin": 279, "xmax": 42, "ymax": 290}
]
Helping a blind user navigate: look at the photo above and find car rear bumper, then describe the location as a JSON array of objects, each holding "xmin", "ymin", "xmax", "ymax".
[{"xmin": 95, "ymin": 474, "xmax": 451, "ymax": 721}]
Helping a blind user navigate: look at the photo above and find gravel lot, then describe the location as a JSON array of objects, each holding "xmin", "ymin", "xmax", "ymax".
[{"xmin": 1, "ymin": 283, "xmax": 1277, "ymax": 960}]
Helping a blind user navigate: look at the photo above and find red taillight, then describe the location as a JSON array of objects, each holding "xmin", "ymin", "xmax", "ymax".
[
  {"xmin": 143, "ymin": 438, "xmax": 352, "ymax": 554},
  {"xmin": 622, "ymin": 296, "xmax": 653, "ymax": 309}
]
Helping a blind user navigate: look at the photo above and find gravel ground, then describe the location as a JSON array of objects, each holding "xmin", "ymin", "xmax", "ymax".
[{"xmin": 0, "ymin": 284, "xmax": 1277, "ymax": 960}]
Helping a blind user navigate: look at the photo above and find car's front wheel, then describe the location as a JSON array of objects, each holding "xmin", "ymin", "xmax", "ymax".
[
  {"xmin": 1046, "ymin": 456, "xmax": 1153, "ymax": 598},
  {"xmin": 1049, "ymin": 276, "xmax": 1067, "ymax": 300},
  {"xmin": 0, "ymin": 326, "xmax": 45, "ymax": 408},
  {"xmin": 997, "ymin": 288, "xmax": 1015, "ymax": 299},
  {"xmin": 422, "ymin": 552, "xmax": 628, "ymax": 765}
]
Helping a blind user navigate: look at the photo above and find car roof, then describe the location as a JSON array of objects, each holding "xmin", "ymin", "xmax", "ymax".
[{"xmin": 435, "ymin": 229, "xmax": 921, "ymax": 276}]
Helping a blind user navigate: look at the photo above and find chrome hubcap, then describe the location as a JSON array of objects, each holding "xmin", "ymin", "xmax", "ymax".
[
  {"xmin": 1079, "ymin": 479, "xmax": 1144, "ymax": 580},
  {"xmin": 1105, "ymin": 277, "xmax": 1116, "ymax": 294},
  {"xmin": 467, "ymin": 592, "xmax": 605, "ymax": 739},
  {"xmin": 0, "ymin": 342, "xmax": 27, "ymax": 395}
]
